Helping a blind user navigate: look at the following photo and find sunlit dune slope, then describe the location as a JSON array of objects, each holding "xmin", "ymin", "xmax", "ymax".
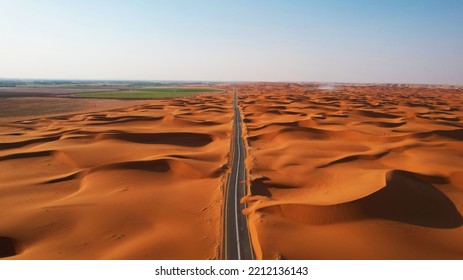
[
  {"xmin": 239, "ymin": 83, "xmax": 463, "ymax": 259},
  {"xmin": 0, "ymin": 92, "xmax": 233, "ymax": 259}
]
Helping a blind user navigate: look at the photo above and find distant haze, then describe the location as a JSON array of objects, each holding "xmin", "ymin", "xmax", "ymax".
[{"xmin": 1, "ymin": 0, "xmax": 462, "ymax": 84}]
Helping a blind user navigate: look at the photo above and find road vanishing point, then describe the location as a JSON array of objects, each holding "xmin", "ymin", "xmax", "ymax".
[{"xmin": 223, "ymin": 88, "xmax": 254, "ymax": 260}]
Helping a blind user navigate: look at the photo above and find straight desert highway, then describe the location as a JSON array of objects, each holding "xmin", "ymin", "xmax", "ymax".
[{"xmin": 223, "ymin": 88, "xmax": 254, "ymax": 260}]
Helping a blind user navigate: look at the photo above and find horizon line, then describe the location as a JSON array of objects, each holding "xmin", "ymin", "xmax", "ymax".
[{"xmin": 1, "ymin": 77, "xmax": 462, "ymax": 87}]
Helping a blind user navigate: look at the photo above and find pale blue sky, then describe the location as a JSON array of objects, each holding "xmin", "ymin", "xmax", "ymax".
[{"xmin": 1, "ymin": 0, "xmax": 462, "ymax": 84}]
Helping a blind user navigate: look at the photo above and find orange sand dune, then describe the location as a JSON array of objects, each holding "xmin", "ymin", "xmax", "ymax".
[
  {"xmin": 239, "ymin": 83, "xmax": 463, "ymax": 259},
  {"xmin": 0, "ymin": 92, "xmax": 233, "ymax": 259}
]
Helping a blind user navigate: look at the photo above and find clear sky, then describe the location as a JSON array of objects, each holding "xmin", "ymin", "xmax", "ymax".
[{"xmin": 1, "ymin": 0, "xmax": 462, "ymax": 84}]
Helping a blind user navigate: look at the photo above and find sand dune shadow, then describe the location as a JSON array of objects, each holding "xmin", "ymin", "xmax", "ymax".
[
  {"xmin": 250, "ymin": 176, "xmax": 297, "ymax": 198},
  {"xmin": 0, "ymin": 237, "xmax": 17, "ymax": 258},
  {"xmin": 97, "ymin": 132, "xmax": 214, "ymax": 147},
  {"xmin": 260, "ymin": 170, "xmax": 462, "ymax": 229},
  {"xmin": 361, "ymin": 170, "xmax": 463, "ymax": 228}
]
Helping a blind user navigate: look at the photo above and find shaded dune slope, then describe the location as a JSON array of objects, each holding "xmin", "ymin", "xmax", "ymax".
[{"xmin": 259, "ymin": 170, "xmax": 462, "ymax": 229}]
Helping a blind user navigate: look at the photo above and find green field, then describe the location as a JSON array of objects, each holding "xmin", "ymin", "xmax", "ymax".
[
  {"xmin": 139, "ymin": 87, "xmax": 221, "ymax": 93},
  {"xmin": 74, "ymin": 87, "xmax": 222, "ymax": 99}
]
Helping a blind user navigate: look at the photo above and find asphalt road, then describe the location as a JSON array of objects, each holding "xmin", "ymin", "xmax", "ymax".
[{"xmin": 223, "ymin": 88, "xmax": 254, "ymax": 260}]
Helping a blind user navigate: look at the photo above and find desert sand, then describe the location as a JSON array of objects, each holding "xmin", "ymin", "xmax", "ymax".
[
  {"xmin": 0, "ymin": 92, "xmax": 232, "ymax": 259},
  {"xmin": 0, "ymin": 97, "xmax": 152, "ymax": 123},
  {"xmin": 239, "ymin": 83, "xmax": 463, "ymax": 259},
  {"xmin": 2, "ymin": 83, "xmax": 463, "ymax": 260}
]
